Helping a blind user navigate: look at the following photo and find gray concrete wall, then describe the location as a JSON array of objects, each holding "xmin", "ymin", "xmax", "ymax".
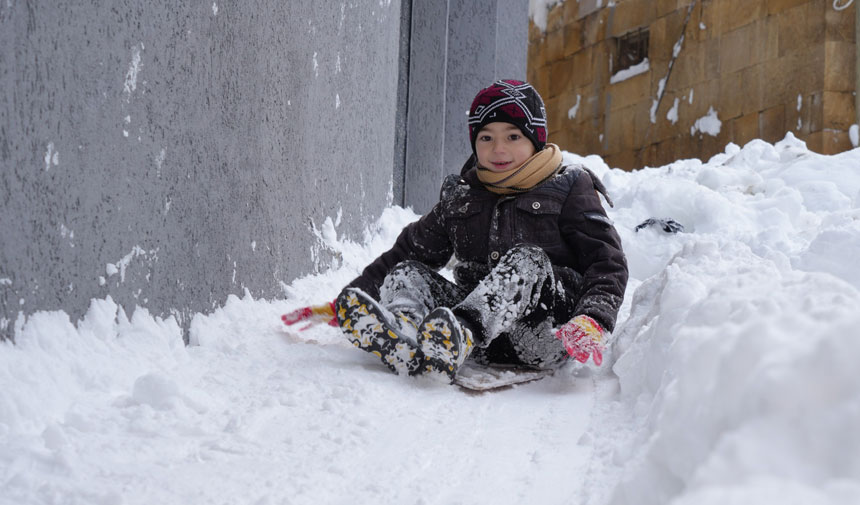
[
  {"xmin": 403, "ymin": 0, "xmax": 528, "ymax": 213},
  {"xmin": 0, "ymin": 1, "xmax": 402, "ymax": 337}
]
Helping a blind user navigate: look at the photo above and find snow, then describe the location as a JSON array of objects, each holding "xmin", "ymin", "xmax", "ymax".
[
  {"xmin": 3, "ymin": 135, "xmax": 860, "ymax": 504},
  {"xmin": 529, "ymin": 0, "xmax": 564, "ymax": 32},
  {"xmin": 691, "ymin": 106, "xmax": 721, "ymax": 136},
  {"xmin": 44, "ymin": 143, "xmax": 58, "ymax": 171},
  {"xmin": 832, "ymin": 0, "xmax": 855, "ymax": 12},
  {"xmin": 568, "ymin": 94, "xmax": 582, "ymax": 120},
  {"xmin": 666, "ymin": 97, "xmax": 680, "ymax": 124},
  {"xmin": 566, "ymin": 134, "xmax": 860, "ymax": 505},
  {"xmin": 673, "ymin": 35, "xmax": 685, "ymax": 58},
  {"xmin": 797, "ymin": 95, "xmax": 804, "ymax": 130},
  {"xmin": 105, "ymin": 246, "xmax": 153, "ymax": 284},
  {"xmin": 850, "ymin": 124, "xmax": 859, "ymax": 148},
  {"xmin": 610, "ymin": 58, "xmax": 650, "ymax": 85},
  {"xmin": 650, "ymin": 77, "xmax": 666, "ymax": 124},
  {"xmin": 123, "ymin": 44, "xmax": 142, "ymax": 100}
]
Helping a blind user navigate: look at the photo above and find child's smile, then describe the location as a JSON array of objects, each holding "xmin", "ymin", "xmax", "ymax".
[{"xmin": 489, "ymin": 160, "xmax": 515, "ymax": 171}]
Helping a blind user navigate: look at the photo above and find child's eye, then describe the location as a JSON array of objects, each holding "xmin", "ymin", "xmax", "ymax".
[
  {"xmin": 479, "ymin": 135, "xmax": 492, "ymax": 142},
  {"xmin": 509, "ymin": 134, "xmax": 521, "ymax": 141}
]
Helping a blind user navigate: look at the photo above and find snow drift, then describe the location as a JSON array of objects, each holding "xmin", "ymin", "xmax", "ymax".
[
  {"xmin": 574, "ymin": 135, "xmax": 860, "ymax": 505},
  {"xmin": 2, "ymin": 135, "xmax": 859, "ymax": 505}
]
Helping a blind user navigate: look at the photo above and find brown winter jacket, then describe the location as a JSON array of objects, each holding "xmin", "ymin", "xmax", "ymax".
[{"xmin": 347, "ymin": 155, "xmax": 628, "ymax": 331}]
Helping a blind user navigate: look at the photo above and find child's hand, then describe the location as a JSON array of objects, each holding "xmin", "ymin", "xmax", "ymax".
[
  {"xmin": 281, "ymin": 301, "xmax": 337, "ymax": 331},
  {"xmin": 555, "ymin": 315, "xmax": 604, "ymax": 366}
]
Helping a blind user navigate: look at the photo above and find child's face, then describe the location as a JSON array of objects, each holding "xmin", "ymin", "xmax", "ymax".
[{"xmin": 475, "ymin": 122, "xmax": 537, "ymax": 173}]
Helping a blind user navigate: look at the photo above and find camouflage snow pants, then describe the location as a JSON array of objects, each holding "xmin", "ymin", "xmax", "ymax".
[{"xmin": 379, "ymin": 245, "xmax": 575, "ymax": 369}]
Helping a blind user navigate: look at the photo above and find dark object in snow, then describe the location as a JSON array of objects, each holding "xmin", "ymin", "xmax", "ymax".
[{"xmin": 635, "ymin": 218, "xmax": 685, "ymax": 234}]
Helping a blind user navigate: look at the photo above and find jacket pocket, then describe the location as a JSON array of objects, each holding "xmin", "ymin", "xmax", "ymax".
[
  {"xmin": 444, "ymin": 200, "xmax": 486, "ymax": 259},
  {"xmin": 514, "ymin": 197, "xmax": 563, "ymax": 245}
]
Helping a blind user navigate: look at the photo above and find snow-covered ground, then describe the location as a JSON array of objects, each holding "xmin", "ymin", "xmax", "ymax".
[{"xmin": 2, "ymin": 135, "xmax": 859, "ymax": 505}]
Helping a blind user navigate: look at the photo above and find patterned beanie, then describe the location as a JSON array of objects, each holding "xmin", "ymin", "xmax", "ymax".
[{"xmin": 468, "ymin": 79, "xmax": 547, "ymax": 153}]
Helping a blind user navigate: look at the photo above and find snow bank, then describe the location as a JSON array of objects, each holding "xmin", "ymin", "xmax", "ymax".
[{"xmin": 564, "ymin": 135, "xmax": 860, "ymax": 505}]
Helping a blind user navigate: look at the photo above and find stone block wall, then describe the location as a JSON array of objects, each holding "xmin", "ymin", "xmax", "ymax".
[{"xmin": 528, "ymin": 0, "xmax": 857, "ymax": 170}]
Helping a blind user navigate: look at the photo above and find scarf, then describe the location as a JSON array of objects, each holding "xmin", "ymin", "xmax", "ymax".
[{"xmin": 476, "ymin": 143, "xmax": 563, "ymax": 195}]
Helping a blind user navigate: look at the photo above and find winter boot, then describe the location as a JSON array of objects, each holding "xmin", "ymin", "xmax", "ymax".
[
  {"xmin": 418, "ymin": 307, "xmax": 475, "ymax": 382},
  {"xmin": 336, "ymin": 288, "xmax": 424, "ymax": 375},
  {"xmin": 387, "ymin": 306, "xmax": 422, "ymax": 340}
]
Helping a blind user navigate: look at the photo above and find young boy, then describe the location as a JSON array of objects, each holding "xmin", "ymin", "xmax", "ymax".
[{"xmin": 285, "ymin": 80, "xmax": 628, "ymax": 382}]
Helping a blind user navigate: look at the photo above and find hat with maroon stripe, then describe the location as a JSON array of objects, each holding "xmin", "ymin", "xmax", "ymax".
[{"xmin": 468, "ymin": 79, "xmax": 547, "ymax": 153}]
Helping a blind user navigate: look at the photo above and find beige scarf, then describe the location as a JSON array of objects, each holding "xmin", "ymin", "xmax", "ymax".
[{"xmin": 476, "ymin": 143, "xmax": 563, "ymax": 195}]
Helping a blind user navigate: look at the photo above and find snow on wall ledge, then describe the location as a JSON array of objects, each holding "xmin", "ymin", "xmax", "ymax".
[
  {"xmin": 0, "ymin": 1, "xmax": 401, "ymax": 336},
  {"xmin": 2, "ymin": 135, "xmax": 859, "ymax": 504}
]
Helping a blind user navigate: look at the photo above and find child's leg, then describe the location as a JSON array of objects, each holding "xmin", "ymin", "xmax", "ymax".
[
  {"xmin": 379, "ymin": 260, "xmax": 469, "ymax": 326},
  {"xmin": 378, "ymin": 261, "xmax": 477, "ymax": 381},
  {"xmin": 471, "ymin": 322, "xmax": 568, "ymax": 370},
  {"xmin": 336, "ymin": 288, "xmax": 425, "ymax": 375},
  {"xmin": 454, "ymin": 245, "xmax": 569, "ymax": 368},
  {"xmin": 336, "ymin": 261, "xmax": 468, "ymax": 377}
]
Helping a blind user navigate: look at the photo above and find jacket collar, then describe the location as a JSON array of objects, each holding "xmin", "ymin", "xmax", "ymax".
[{"xmin": 459, "ymin": 154, "xmax": 484, "ymax": 190}]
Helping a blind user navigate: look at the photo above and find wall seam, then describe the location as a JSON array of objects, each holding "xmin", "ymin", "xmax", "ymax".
[
  {"xmin": 440, "ymin": 0, "xmax": 451, "ymax": 187},
  {"xmin": 393, "ymin": 0, "xmax": 413, "ymax": 207}
]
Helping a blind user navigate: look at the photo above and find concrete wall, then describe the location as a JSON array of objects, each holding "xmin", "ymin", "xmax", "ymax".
[
  {"xmin": 0, "ymin": 0, "xmax": 529, "ymax": 339},
  {"xmin": 0, "ymin": 1, "xmax": 402, "ymax": 336},
  {"xmin": 403, "ymin": 0, "xmax": 528, "ymax": 213}
]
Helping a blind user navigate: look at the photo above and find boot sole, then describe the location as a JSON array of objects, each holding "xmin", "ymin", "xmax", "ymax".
[
  {"xmin": 336, "ymin": 288, "xmax": 422, "ymax": 375},
  {"xmin": 418, "ymin": 307, "xmax": 473, "ymax": 381}
]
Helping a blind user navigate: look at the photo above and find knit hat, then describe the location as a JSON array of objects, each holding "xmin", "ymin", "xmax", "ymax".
[{"xmin": 468, "ymin": 79, "xmax": 547, "ymax": 153}]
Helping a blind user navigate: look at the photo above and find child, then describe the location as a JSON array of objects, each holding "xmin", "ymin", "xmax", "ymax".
[{"xmin": 284, "ymin": 80, "xmax": 628, "ymax": 382}]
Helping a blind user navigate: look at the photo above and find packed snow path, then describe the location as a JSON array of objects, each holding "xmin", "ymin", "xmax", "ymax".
[
  {"xmin": 3, "ymin": 135, "xmax": 860, "ymax": 504},
  {"xmin": 2, "ymin": 295, "xmax": 597, "ymax": 505}
]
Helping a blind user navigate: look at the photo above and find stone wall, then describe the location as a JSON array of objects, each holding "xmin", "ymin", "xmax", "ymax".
[{"xmin": 528, "ymin": 0, "xmax": 858, "ymax": 170}]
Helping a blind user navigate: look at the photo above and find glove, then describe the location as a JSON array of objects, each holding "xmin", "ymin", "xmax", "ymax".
[
  {"xmin": 555, "ymin": 315, "xmax": 605, "ymax": 366},
  {"xmin": 281, "ymin": 300, "xmax": 337, "ymax": 331}
]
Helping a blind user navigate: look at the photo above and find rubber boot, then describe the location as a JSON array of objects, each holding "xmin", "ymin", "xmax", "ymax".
[
  {"xmin": 336, "ymin": 288, "xmax": 424, "ymax": 375},
  {"xmin": 418, "ymin": 307, "xmax": 475, "ymax": 382}
]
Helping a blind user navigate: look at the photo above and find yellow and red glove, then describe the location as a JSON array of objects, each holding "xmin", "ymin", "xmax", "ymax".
[
  {"xmin": 281, "ymin": 300, "xmax": 337, "ymax": 331},
  {"xmin": 555, "ymin": 315, "xmax": 605, "ymax": 366}
]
